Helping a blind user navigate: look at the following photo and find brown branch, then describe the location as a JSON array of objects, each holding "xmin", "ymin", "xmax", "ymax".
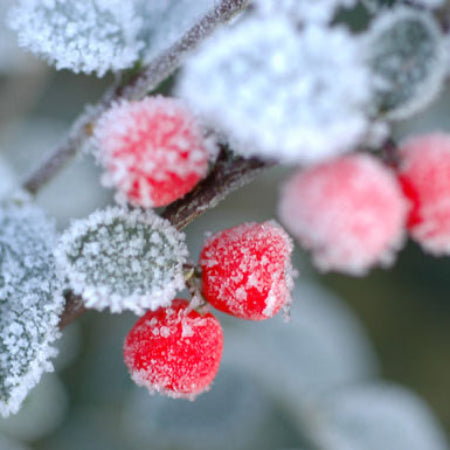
[
  {"xmin": 22, "ymin": 0, "xmax": 250, "ymax": 195},
  {"xmin": 59, "ymin": 149, "xmax": 274, "ymax": 329}
]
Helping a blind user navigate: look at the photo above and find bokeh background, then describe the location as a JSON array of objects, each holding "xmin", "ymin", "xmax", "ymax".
[{"xmin": 0, "ymin": 3, "xmax": 449, "ymax": 449}]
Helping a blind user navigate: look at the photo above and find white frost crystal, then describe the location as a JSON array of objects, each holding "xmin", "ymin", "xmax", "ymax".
[
  {"xmin": 0, "ymin": 202, "xmax": 64, "ymax": 417},
  {"xmin": 55, "ymin": 207, "xmax": 188, "ymax": 315},
  {"xmin": 8, "ymin": 0, "xmax": 144, "ymax": 76},
  {"xmin": 366, "ymin": 7, "xmax": 446, "ymax": 120},
  {"xmin": 178, "ymin": 17, "xmax": 372, "ymax": 165}
]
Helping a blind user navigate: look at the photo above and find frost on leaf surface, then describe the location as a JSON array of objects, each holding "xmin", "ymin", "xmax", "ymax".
[
  {"xmin": 0, "ymin": 202, "xmax": 64, "ymax": 417},
  {"xmin": 178, "ymin": 17, "xmax": 372, "ymax": 165},
  {"xmin": 8, "ymin": 0, "xmax": 143, "ymax": 76},
  {"xmin": 366, "ymin": 7, "xmax": 446, "ymax": 120},
  {"xmin": 55, "ymin": 207, "xmax": 188, "ymax": 315},
  {"xmin": 318, "ymin": 384, "xmax": 449, "ymax": 450},
  {"xmin": 254, "ymin": 0, "xmax": 357, "ymax": 24}
]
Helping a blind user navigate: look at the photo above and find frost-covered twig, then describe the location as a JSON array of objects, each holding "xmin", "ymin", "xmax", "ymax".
[
  {"xmin": 59, "ymin": 148, "xmax": 273, "ymax": 329},
  {"xmin": 22, "ymin": 0, "xmax": 249, "ymax": 195}
]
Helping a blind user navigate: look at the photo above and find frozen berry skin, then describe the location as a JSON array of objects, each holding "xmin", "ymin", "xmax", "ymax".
[
  {"xmin": 200, "ymin": 221, "xmax": 294, "ymax": 321},
  {"xmin": 397, "ymin": 133, "xmax": 450, "ymax": 255},
  {"xmin": 278, "ymin": 154, "xmax": 408, "ymax": 275},
  {"xmin": 94, "ymin": 96, "xmax": 210, "ymax": 208},
  {"xmin": 123, "ymin": 299, "xmax": 223, "ymax": 399}
]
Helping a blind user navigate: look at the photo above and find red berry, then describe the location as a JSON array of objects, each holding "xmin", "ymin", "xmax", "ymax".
[
  {"xmin": 278, "ymin": 154, "xmax": 408, "ymax": 275},
  {"xmin": 397, "ymin": 133, "xmax": 450, "ymax": 255},
  {"xmin": 94, "ymin": 96, "xmax": 210, "ymax": 208},
  {"xmin": 123, "ymin": 299, "xmax": 223, "ymax": 399},
  {"xmin": 200, "ymin": 221, "xmax": 294, "ymax": 321}
]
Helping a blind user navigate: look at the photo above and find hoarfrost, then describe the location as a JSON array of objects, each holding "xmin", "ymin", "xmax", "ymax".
[
  {"xmin": 178, "ymin": 16, "xmax": 372, "ymax": 165},
  {"xmin": 7, "ymin": 0, "xmax": 219, "ymax": 76},
  {"xmin": 54, "ymin": 207, "xmax": 188, "ymax": 315},
  {"xmin": 8, "ymin": 0, "xmax": 144, "ymax": 76},
  {"xmin": 0, "ymin": 201, "xmax": 64, "ymax": 417}
]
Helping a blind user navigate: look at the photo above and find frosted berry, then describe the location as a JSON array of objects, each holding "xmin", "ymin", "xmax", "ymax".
[
  {"xmin": 278, "ymin": 154, "xmax": 408, "ymax": 275},
  {"xmin": 200, "ymin": 221, "xmax": 294, "ymax": 321},
  {"xmin": 123, "ymin": 299, "xmax": 223, "ymax": 399},
  {"xmin": 397, "ymin": 133, "xmax": 450, "ymax": 255},
  {"xmin": 94, "ymin": 96, "xmax": 210, "ymax": 208}
]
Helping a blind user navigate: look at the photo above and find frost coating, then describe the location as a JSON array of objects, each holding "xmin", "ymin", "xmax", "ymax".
[
  {"xmin": 254, "ymin": 0, "xmax": 357, "ymax": 23},
  {"xmin": 93, "ymin": 97, "xmax": 210, "ymax": 208},
  {"xmin": 55, "ymin": 207, "xmax": 188, "ymax": 314},
  {"xmin": 123, "ymin": 299, "xmax": 223, "ymax": 399},
  {"xmin": 366, "ymin": 7, "xmax": 446, "ymax": 120},
  {"xmin": 0, "ymin": 202, "xmax": 64, "ymax": 417},
  {"xmin": 200, "ymin": 221, "xmax": 294, "ymax": 320},
  {"xmin": 8, "ymin": 0, "xmax": 143, "ymax": 76},
  {"xmin": 178, "ymin": 17, "xmax": 372, "ymax": 165},
  {"xmin": 279, "ymin": 155, "xmax": 408, "ymax": 275}
]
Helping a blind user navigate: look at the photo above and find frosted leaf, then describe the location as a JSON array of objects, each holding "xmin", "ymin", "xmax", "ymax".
[
  {"xmin": 317, "ymin": 384, "xmax": 449, "ymax": 450},
  {"xmin": 55, "ymin": 207, "xmax": 188, "ymax": 314},
  {"xmin": 254, "ymin": 0, "xmax": 358, "ymax": 24},
  {"xmin": 8, "ymin": 0, "xmax": 143, "ymax": 76},
  {"xmin": 178, "ymin": 17, "xmax": 372, "ymax": 165},
  {"xmin": 0, "ymin": 201, "xmax": 64, "ymax": 417},
  {"xmin": 366, "ymin": 7, "xmax": 446, "ymax": 120}
]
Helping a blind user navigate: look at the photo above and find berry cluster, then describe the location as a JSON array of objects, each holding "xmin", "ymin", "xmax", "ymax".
[
  {"xmin": 278, "ymin": 132, "xmax": 450, "ymax": 275},
  {"xmin": 123, "ymin": 221, "xmax": 294, "ymax": 398}
]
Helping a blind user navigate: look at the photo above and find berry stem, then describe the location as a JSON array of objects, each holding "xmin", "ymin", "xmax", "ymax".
[{"xmin": 21, "ymin": 0, "xmax": 250, "ymax": 195}]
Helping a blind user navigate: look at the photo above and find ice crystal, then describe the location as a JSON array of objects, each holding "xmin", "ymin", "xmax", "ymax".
[
  {"xmin": 55, "ymin": 207, "xmax": 188, "ymax": 315},
  {"xmin": 254, "ymin": 0, "xmax": 357, "ymax": 24},
  {"xmin": 0, "ymin": 201, "xmax": 64, "ymax": 417},
  {"xmin": 178, "ymin": 16, "xmax": 372, "ymax": 165},
  {"xmin": 366, "ymin": 7, "xmax": 446, "ymax": 120},
  {"xmin": 8, "ymin": 0, "xmax": 144, "ymax": 76}
]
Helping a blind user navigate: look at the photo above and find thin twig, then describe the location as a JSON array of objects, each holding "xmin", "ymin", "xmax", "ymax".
[{"xmin": 23, "ymin": 0, "xmax": 249, "ymax": 195}]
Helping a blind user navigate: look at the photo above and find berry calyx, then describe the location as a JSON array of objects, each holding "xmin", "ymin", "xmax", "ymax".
[
  {"xmin": 397, "ymin": 133, "xmax": 450, "ymax": 255},
  {"xmin": 123, "ymin": 299, "xmax": 223, "ymax": 399},
  {"xmin": 278, "ymin": 154, "xmax": 408, "ymax": 275},
  {"xmin": 200, "ymin": 221, "xmax": 294, "ymax": 321},
  {"xmin": 94, "ymin": 96, "xmax": 210, "ymax": 208}
]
